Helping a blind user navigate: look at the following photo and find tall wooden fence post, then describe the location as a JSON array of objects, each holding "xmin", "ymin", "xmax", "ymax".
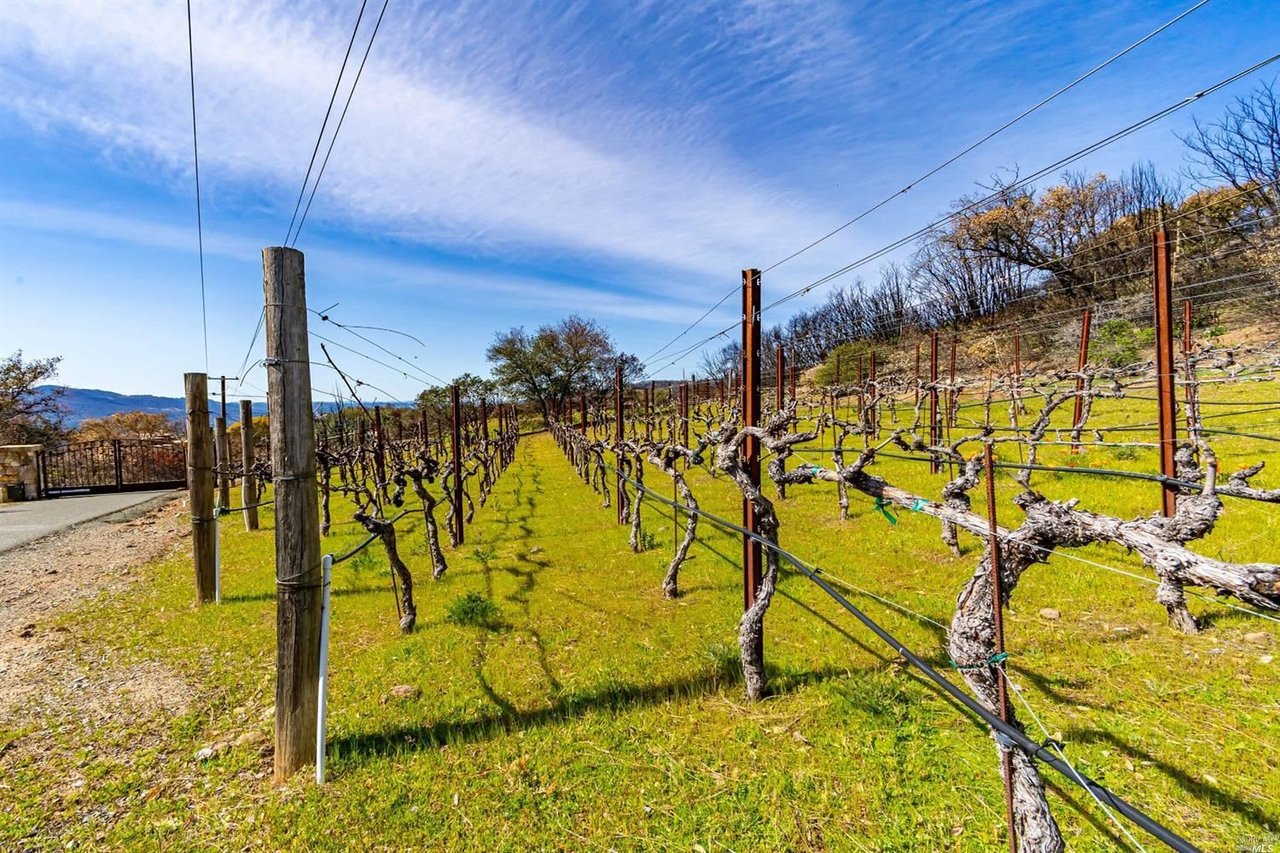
[
  {"xmin": 240, "ymin": 399, "xmax": 259, "ymax": 531},
  {"xmin": 262, "ymin": 246, "xmax": 322, "ymax": 783},
  {"xmin": 741, "ymin": 268, "xmax": 763, "ymax": 661},
  {"xmin": 185, "ymin": 372, "xmax": 216, "ymax": 604},
  {"xmin": 1153, "ymin": 226, "xmax": 1178, "ymax": 517}
]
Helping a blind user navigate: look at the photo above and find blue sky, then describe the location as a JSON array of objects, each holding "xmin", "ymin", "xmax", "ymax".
[{"xmin": 0, "ymin": 0, "xmax": 1277, "ymax": 401}]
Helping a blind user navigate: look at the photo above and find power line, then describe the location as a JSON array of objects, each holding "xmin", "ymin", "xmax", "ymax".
[
  {"xmin": 637, "ymin": 1, "xmax": 1211, "ymax": 370},
  {"xmin": 642, "ymin": 285, "xmax": 737, "ymax": 364},
  {"xmin": 186, "ymin": 0, "xmax": 209, "ymax": 373},
  {"xmin": 760, "ymin": 52, "xmax": 1280, "ymax": 319},
  {"xmin": 283, "ymin": 0, "xmax": 369, "ymax": 247},
  {"xmin": 650, "ymin": 83, "xmax": 1280, "ymax": 379},
  {"xmin": 291, "ymin": 0, "xmax": 391, "ymax": 247},
  {"xmin": 593, "ymin": 457, "xmax": 1198, "ymax": 851},
  {"xmin": 760, "ymin": 0, "xmax": 1211, "ymax": 275}
]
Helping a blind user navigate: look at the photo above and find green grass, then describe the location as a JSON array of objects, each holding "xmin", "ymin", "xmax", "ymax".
[{"xmin": 1, "ymin": 379, "xmax": 1277, "ymax": 851}]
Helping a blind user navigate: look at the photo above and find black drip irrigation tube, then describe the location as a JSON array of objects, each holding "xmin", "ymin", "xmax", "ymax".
[{"xmin": 592, "ymin": 452, "xmax": 1200, "ymax": 852}]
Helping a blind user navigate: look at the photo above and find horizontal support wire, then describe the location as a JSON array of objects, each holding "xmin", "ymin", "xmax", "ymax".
[{"xmin": 586, "ymin": 453, "xmax": 1198, "ymax": 852}]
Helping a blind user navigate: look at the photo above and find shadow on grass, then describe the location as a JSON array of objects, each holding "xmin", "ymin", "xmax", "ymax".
[
  {"xmin": 776, "ymin": 588, "xmax": 894, "ymax": 666},
  {"xmin": 1041, "ymin": 779, "xmax": 1144, "ymax": 852},
  {"xmin": 221, "ymin": 585, "xmax": 388, "ymax": 605},
  {"xmin": 1064, "ymin": 726, "xmax": 1280, "ymax": 832},
  {"xmin": 1005, "ymin": 665, "xmax": 1106, "ymax": 711},
  {"xmin": 550, "ymin": 588, "xmax": 649, "ymax": 627},
  {"xmin": 328, "ymin": 657, "xmax": 846, "ymax": 769}
]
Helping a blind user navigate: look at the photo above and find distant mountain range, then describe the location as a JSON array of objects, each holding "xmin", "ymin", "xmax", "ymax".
[
  {"xmin": 44, "ymin": 387, "xmax": 415, "ymax": 427},
  {"xmin": 41, "ymin": 386, "xmax": 269, "ymax": 426}
]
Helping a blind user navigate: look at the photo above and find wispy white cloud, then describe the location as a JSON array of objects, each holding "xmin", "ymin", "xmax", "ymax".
[
  {"xmin": 0, "ymin": 0, "xmax": 868, "ymax": 288},
  {"xmin": 0, "ymin": 195, "xmax": 715, "ymax": 327}
]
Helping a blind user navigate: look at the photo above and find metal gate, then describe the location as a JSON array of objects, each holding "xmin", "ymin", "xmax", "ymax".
[{"xmin": 38, "ymin": 439, "xmax": 187, "ymax": 497}]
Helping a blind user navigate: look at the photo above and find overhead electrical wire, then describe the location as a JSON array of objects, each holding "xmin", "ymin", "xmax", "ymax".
[
  {"xmin": 291, "ymin": 0, "xmax": 392, "ymax": 247},
  {"xmin": 636, "ymin": 1, "xmax": 1210, "ymax": 370},
  {"xmin": 760, "ymin": 0, "xmax": 1212, "ymax": 275},
  {"xmin": 646, "ymin": 56, "xmax": 1280, "ymax": 381},
  {"xmin": 283, "ymin": 0, "xmax": 370, "ymax": 247},
  {"xmin": 186, "ymin": 0, "xmax": 209, "ymax": 373}
]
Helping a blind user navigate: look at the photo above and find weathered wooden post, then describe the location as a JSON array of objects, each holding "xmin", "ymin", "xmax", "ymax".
[
  {"xmin": 239, "ymin": 399, "xmax": 259, "ymax": 531},
  {"xmin": 262, "ymin": 246, "xmax": 322, "ymax": 783},
  {"xmin": 451, "ymin": 384, "xmax": 464, "ymax": 546},
  {"xmin": 185, "ymin": 372, "xmax": 216, "ymax": 604},
  {"xmin": 741, "ymin": 268, "xmax": 762, "ymax": 661},
  {"xmin": 1153, "ymin": 226, "xmax": 1178, "ymax": 517}
]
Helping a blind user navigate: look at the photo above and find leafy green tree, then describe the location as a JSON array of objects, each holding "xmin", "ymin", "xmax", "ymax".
[
  {"xmin": 0, "ymin": 351, "xmax": 66, "ymax": 444},
  {"xmin": 487, "ymin": 315, "xmax": 643, "ymax": 418}
]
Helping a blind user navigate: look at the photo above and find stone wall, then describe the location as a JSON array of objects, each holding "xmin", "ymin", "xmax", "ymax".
[{"xmin": 0, "ymin": 445, "xmax": 42, "ymax": 501}]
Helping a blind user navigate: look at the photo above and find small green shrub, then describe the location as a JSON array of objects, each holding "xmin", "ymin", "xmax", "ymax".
[
  {"xmin": 445, "ymin": 592, "xmax": 503, "ymax": 629},
  {"xmin": 348, "ymin": 546, "xmax": 379, "ymax": 575},
  {"xmin": 1092, "ymin": 319, "xmax": 1143, "ymax": 367}
]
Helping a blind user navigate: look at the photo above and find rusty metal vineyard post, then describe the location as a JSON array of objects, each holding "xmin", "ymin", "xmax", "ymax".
[
  {"xmin": 1182, "ymin": 299, "xmax": 1196, "ymax": 436},
  {"xmin": 788, "ymin": 348, "xmax": 796, "ymax": 401},
  {"xmin": 261, "ymin": 246, "xmax": 322, "ymax": 784},
  {"xmin": 615, "ymin": 361, "xmax": 624, "ymax": 525},
  {"xmin": 776, "ymin": 344, "xmax": 786, "ymax": 499},
  {"xmin": 984, "ymin": 444, "xmax": 1017, "ymax": 853},
  {"xmin": 869, "ymin": 350, "xmax": 878, "ymax": 437},
  {"xmin": 239, "ymin": 398, "xmax": 259, "ymax": 531},
  {"xmin": 1153, "ymin": 226, "xmax": 1178, "ymax": 517},
  {"xmin": 451, "ymin": 384, "xmax": 464, "ymax": 545},
  {"xmin": 929, "ymin": 331, "xmax": 940, "ymax": 474},
  {"xmin": 741, "ymin": 269, "xmax": 762, "ymax": 662},
  {"xmin": 1071, "ymin": 309, "xmax": 1092, "ymax": 454}
]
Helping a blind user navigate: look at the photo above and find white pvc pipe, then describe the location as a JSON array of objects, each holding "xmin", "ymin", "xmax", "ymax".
[
  {"xmin": 316, "ymin": 554, "xmax": 333, "ymax": 784},
  {"xmin": 214, "ymin": 509, "xmax": 221, "ymax": 604}
]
